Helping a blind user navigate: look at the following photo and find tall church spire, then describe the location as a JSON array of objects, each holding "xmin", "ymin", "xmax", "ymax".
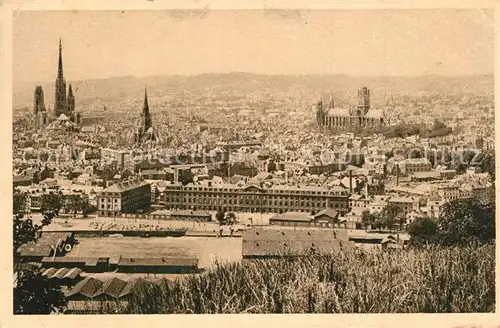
[
  {"xmin": 142, "ymin": 86, "xmax": 151, "ymax": 130},
  {"xmin": 58, "ymin": 38, "xmax": 64, "ymax": 80},
  {"xmin": 54, "ymin": 38, "xmax": 67, "ymax": 117},
  {"xmin": 143, "ymin": 86, "xmax": 149, "ymax": 115}
]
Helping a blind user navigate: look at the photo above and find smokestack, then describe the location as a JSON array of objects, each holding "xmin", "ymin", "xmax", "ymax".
[
  {"xmin": 349, "ymin": 170, "xmax": 353, "ymax": 193},
  {"xmin": 396, "ymin": 165, "xmax": 399, "ymax": 186}
]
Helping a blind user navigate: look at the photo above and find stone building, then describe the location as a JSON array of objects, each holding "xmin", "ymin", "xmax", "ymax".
[
  {"xmin": 316, "ymin": 87, "xmax": 385, "ymax": 131},
  {"xmin": 163, "ymin": 181, "xmax": 350, "ymax": 215}
]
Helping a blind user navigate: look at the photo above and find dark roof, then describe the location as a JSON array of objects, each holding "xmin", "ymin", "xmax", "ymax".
[
  {"xmin": 41, "ymin": 257, "xmax": 103, "ymax": 267},
  {"xmin": 117, "ymin": 257, "xmax": 198, "ymax": 267},
  {"xmin": 119, "ymin": 278, "xmax": 152, "ymax": 298},
  {"xmin": 94, "ymin": 277, "xmax": 128, "ymax": 298},
  {"xmin": 66, "ymin": 277, "xmax": 104, "ymax": 299}
]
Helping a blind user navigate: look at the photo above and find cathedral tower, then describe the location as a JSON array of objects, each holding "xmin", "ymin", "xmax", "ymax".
[
  {"xmin": 54, "ymin": 38, "xmax": 67, "ymax": 117},
  {"xmin": 34, "ymin": 86, "xmax": 45, "ymax": 115},
  {"xmin": 67, "ymin": 83, "xmax": 75, "ymax": 121},
  {"xmin": 357, "ymin": 87, "xmax": 370, "ymax": 116}
]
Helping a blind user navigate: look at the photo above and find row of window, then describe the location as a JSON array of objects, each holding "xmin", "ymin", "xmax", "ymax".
[{"xmin": 173, "ymin": 188, "xmax": 345, "ymax": 196}]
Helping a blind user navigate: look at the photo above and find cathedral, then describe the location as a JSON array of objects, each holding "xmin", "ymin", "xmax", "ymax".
[
  {"xmin": 134, "ymin": 87, "xmax": 160, "ymax": 144},
  {"xmin": 34, "ymin": 39, "xmax": 81, "ymax": 129},
  {"xmin": 316, "ymin": 87, "xmax": 386, "ymax": 132}
]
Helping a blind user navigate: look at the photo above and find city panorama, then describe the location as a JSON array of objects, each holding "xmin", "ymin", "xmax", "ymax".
[{"xmin": 12, "ymin": 9, "xmax": 495, "ymax": 314}]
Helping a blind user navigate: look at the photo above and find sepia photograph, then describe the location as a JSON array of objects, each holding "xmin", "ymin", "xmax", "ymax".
[{"xmin": 10, "ymin": 8, "xmax": 495, "ymax": 315}]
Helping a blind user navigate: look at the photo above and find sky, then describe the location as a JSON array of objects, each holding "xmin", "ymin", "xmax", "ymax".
[{"xmin": 13, "ymin": 9, "xmax": 494, "ymax": 82}]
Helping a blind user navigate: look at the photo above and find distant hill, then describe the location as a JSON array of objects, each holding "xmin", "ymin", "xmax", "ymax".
[{"xmin": 13, "ymin": 73, "xmax": 493, "ymax": 110}]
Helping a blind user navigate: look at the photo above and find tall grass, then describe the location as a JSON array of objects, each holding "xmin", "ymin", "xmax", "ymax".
[{"xmin": 90, "ymin": 244, "xmax": 495, "ymax": 314}]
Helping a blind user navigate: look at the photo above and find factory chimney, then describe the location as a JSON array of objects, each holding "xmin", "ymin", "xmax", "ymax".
[
  {"xmin": 396, "ymin": 165, "xmax": 400, "ymax": 186},
  {"xmin": 348, "ymin": 169, "xmax": 353, "ymax": 193}
]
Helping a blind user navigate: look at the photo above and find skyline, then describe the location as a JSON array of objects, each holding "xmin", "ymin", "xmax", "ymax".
[{"xmin": 14, "ymin": 9, "xmax": 494, "ymax": 83}]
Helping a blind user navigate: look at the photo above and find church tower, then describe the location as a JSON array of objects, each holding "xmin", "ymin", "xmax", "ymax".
[
  {"xmin": 67, "ymin": 83, "xmax": 75, "ymax": 121},
  {"xmin": 34, "ymin": 86, "xmax": 48, "ymax": 127},
  {"xmin": 357, "ymin": 87, "xmax": 370, "ymax": 116},
  {"xmin": 54, "ymin": 38, "xmax": 67, "ymax": 117},
  {"xmin": 34, "ymin": 86, "xmax": 46, "ymax": 115},
  {"xmin": 141, "ymin": 86, "xmax": 152, "ymax": 132}
]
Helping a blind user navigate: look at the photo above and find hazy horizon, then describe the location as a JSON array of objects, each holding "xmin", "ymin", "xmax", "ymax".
[
  {"xmin": 14, "ymin": 9, "xmax": 494, "ymax": 83},
  {"xmin": 16, "ymin": 71, "xmax": 496, "ymax": 85}
]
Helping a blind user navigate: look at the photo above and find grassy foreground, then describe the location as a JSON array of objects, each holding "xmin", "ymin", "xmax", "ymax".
[{"xmin": 93, "ymin": 245, "xmax": 495, "ymax": 314}]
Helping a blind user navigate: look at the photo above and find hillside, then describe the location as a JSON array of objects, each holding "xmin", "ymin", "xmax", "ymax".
[{"xmin": 13, "ymin": 73, "xmax": 494, "ymax": 111}]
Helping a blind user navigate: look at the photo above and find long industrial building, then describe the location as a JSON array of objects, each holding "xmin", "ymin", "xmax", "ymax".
[{"xmin": 163, "ymin": 181, "xmax": 350, "ymax": 215}]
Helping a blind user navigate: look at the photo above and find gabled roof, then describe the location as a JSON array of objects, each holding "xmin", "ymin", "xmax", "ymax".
[
  {"xmin": 119, "ymin": 278, "xmax": 152, "ymax": 298},
  {"xmin": 66, "ymin": 277, "xmax": 104, "ymax": 299},
  {"xmin": 314, "ymin": 209, "xmax": 339, "ymax": 220},
  {"xmin": 93, "ymin": 277, "xmax": 127, "ymax": 298}
]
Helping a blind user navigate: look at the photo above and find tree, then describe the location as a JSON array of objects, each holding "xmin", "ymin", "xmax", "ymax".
[
  {"xmin": 40, "ymin": 192, "xmax": 63, "ymax": 215},
  {"xmin": 438, "ymin": 198, "xmax": 495, "ymax": 246},
  {"xmin": 380, "ymin": 204, "xmax": 402, "ymax": 232},
  {"xmin": 407, "ymin": 217, "xmax": 438, "ymax": 246},
  {"xmin": 13, "ymin": 188, "xmax": 67, "ymax": 314},
  {"xmin": 63, "ymin": 194, "xmax": 87, "ymax": 218},
  {"xmin": 121, "ymin": 169, "xmax": 134, "ymax": 180},
  {"xmin": 361, "ymin": 210, "xmax": 372, "ymax": 231},
  {"xmin": 215, "ymin": 210, "xmax": 226, "ymax": 225},
  {"xmin": 14, "ymin": 269, "xmax": 67, "ymax": 314},
  {"xmin": 179, "ymin": 170, "xmax": 194, "ymax": 186}
]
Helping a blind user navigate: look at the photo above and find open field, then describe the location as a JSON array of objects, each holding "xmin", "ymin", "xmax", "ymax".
[{"xmin": 68, "ymin": 236, "xmax": 242, "ymax": 269}]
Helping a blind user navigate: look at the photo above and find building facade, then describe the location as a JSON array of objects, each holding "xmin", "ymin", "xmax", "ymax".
[
  {"xmin": 163, "ymin": 182, "xmax": 350, "ymax": 214},
  {"xmin": 316, "ymin": 87, "xmax": 385, "ymax": 131},
  {"xmin": 397, "ymin": 158, "xmax": 432, "ymax": 176},
  {"xmin": 97, "ymin": 179, "xmax": 151, "ymax": 217}
]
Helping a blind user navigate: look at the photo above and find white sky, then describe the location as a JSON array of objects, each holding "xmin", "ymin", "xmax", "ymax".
[{"xmin": 13, "ymin": 9, "xmax": 494, "ymax": 82}]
